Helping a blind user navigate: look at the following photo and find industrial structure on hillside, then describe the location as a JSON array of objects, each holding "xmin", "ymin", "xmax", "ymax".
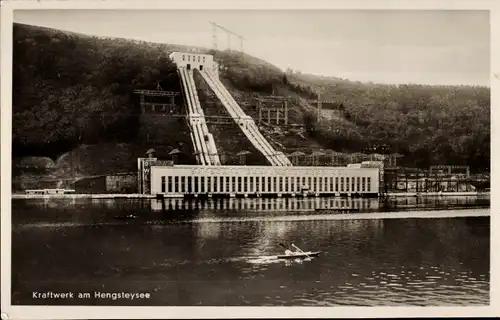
[
  {"xmin": 15, "ymin": 22, "xmax": 488, "ymax": 197},
  {"xmin": 137, "ymin": 51, "xmax": 382, "ymax": 198},
  {"xmin": 18, "ymin": 50, "xmax": 484, "ymax": 197}
]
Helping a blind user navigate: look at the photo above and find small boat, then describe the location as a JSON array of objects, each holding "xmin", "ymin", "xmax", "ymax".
[{"xmin": 276, "ymin": 251, "xmax": 320, "ymax": 259}]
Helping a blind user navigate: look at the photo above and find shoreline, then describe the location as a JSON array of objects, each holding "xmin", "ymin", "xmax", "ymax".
[
  {"xmin": 384, "ymin": 191, "xmax": 489, "ymax": 197},
  {"xmin": 10, "ymin": 191, "xmax": 490, "ymax": 200}
]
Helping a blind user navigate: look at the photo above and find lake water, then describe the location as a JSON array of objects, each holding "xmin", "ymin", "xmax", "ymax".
[{"xmin": 11, "ymin": 196, "xmax": 490, "ymax": 306}]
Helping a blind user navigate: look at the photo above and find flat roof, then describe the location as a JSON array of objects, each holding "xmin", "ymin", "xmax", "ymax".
[{"xmin": 150, "ymin": 164, "xmax": 378, "ymax": 170}]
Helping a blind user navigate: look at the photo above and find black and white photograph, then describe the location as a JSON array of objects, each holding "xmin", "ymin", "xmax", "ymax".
[{"xmin": 1, "ymin": 0, "xmax": 496, "ymax": 319}]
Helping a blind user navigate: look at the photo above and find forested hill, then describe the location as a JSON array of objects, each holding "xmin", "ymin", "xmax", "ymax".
[
  {"xmin": 286, "ymin": 72, "xmax": 490, "ymax": 172},
  {"xmin": 12, "ymin": 22, "xmax": 490, "ymax": 177}
]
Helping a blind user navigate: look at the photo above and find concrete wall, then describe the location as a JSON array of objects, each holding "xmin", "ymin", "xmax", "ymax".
[
  {"xmin": 75, "ymin": 176, "xmax": 106, "ymax": 194},
  {"xmin": 106, "ymin": 174, "xmax": 138, "ymax": 193},
  {"xmin": 150, "ymin": 165, "xmax": 379, "ymax": 195},
  {"xmin": 169, "ymin": 52, "xmax": 218, "ymax": 74},
  {"xmin": 395, "ymin": 179, "xmax": 476, "ymax": 192}
]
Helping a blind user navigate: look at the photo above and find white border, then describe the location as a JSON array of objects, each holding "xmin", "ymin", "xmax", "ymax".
[{"xmin": 1, "ymin": 0, "xmax": 498, "ymax": 319}]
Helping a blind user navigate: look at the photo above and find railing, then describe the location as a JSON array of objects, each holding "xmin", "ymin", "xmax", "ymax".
[
  {"xmin": 200, "ymin": 70, "xmax": 276, "ymax": 165},
  {"xmin": 202, "ymin": 71, "xmax": 291, "ymax": 166},
  {"xmin": 186, "ymin": 69, "xmax": 221, "ymax": 165},
  {"xmin": 178, "ymin": 68, "xmax": 206, "ymax": 165},
  {"xmin": 178, "ymin": 67, "xmax": 221, "ymax": 165},
  {"xmin": 199, "ymin": 70, "xmax": 292, "ymax": 166},
  {"xmin": 178, "ymin": 68, "xmax": 202, "ymax": 164}
]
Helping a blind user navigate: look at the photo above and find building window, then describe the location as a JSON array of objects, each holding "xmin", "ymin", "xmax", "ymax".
[
  {"xmin": 351, "ymin": 178, "xmax": 355, "ymax": 192},
  {"xmin": 207, "ymin": 177, "xmax": 212, "ymax": 193},
  {"xmin": 243, "ymin": 177, "xmax": 248, "ymax": 193},
  {"xmin": 261, "ymin": 176, "xmax": 265, "ymax": 192},
  {"xmin": 340, "ymin": 177, "xmax": 344, "ymax": 192},
  {"xmin": 219, "ymin": 177, "xmax": 223, "ymax": 193},
  {"xmin": 335, "ymin": 177, "xmax": 339, "ymax": 192},
  {"xmin": 193, "ymin": 176, "xmax": 198, "ymax": 193},
  {"xmin": 362, "ymin": 177, "xmax": 366, "ymax": 192},
  {"xmin": 237, "ymin": 176, "xmax": 242, "ymax": 193},
  {"xmin": 203, "ymin": 56, "xmax": 206, "ymax": 62},
  {"xmin": 279, "ymin": 177, "xmax": 283, "ymax": 193},
  {"xmin": 168, "ymin": 176, "xmax": 172, "ymax": 193},
  {"xmin": 161, "ymin": 176, "xmax": 166, "ymax": 193},
  {"xmin": 357, "ymin": 177, "xmax": 360, "ymax": 192},
  {"xmin": 367, "ymin": 177, "xmax": 371, "ymax": 192},
  {"xmin": 232, "ymin": 177, "xmax": 236, "ymax": 193},
  {"xmin": 188, "ymin": 55, "xmax": 190, "ymax": 61},
  {"xmin": 182, "ymin": 55, "xmax": 185, "ymax": 61},
  {"xmin": 226, "ymin": 177, "xmax": 230, "ymax": 193},
  {"xmin": 250, "ymin": 177, "xmax": 254, "ymax": 193},
  {"xmin": 308, "ymin": 177, "xmax": 312, "ymax": 189},
  {"xmin": 174, "ymin": 176, "xmax": 179, "ymax": 193},
  {"xmin": 256, "ymin": 176, "xmax": 260, "ymax": 192},
  {"xmin": 284, "ymin": 177, "xmax": 288, "ymax": 192},
  {"xmin": 273, "ymin": 177, "xmax": 277, "ymax": 193},
  {"xmin": 346, "ymin": 177, "xmax": 350, "ymax": 192},
  {"xmin": 187, "ymin": 176, "xmax": 192, "ymax": 193},
  {"xmin": 329, "ymin": 177, "xmax": 333, "ymax": 193},
  {"xmin": 268, "ymin": 177, "xmax": 272, "ymax": 192},
  {"xmin": 200, "ymin": 177, "xmax": 205, "ymax": 193},
  {"xmin": 180, "ymin": 176, "xmax": 186, "ymax": 193},
  {"xmin": 291, "ymin": 177, "xmax": 295, "ymax": 192}
]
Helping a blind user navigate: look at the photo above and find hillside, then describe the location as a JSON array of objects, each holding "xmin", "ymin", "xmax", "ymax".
[
  {"xmin": 286, "ymin": 71, "xmax": 490, "ymax": 168},
  {"xmin": 11, "ymin": 23, "xmax": 490, "ymax": 189}
]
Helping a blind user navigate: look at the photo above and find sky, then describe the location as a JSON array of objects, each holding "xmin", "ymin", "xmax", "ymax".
[{"xmin": 14, "ymin": 9, "xmax": 490, "ymax": 86}]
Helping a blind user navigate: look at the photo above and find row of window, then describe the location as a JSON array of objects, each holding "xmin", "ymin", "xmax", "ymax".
[
  {"xmin": 160, "ymin": 175, "xmax": 372, "ymax": 194},
  {"xmin": 182, "ymin": 55, "xmax": 206, "ymax": 63}
]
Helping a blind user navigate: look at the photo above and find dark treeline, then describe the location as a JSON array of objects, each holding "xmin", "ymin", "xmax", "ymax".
[
  {"xmin": 287, "ymin": 73, "xmax": 490, "ymax": 172},
  {"xmin": 13, "ymin": 23, "xmax": 182, "ymax": 158},
  {"xmin": 12, "ymin": 23, "xmax": 490, "ymax": 173}
]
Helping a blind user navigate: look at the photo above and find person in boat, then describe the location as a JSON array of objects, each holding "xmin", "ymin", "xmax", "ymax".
[{"xmin": 285, "ymin": 243, "xmax": 300, "ymax": 256}]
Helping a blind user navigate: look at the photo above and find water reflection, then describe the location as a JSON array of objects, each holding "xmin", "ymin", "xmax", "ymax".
[
  {"xmin": 149, "ymin": 197, "xmax": 378, "ymax": 212},
  {"xmin": 13, "ymin": 195, "xmax": 489, "ymax": 217},
  {"xmin": 11, "ymin": 197, "xmax": 490, "ymax": 306}
]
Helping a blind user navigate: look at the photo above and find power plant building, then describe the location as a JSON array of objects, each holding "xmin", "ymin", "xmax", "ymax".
[
  {"xmin": 139, "ymin": 161, "xmax": 379, "ymax": 197},
  {"xmin": 138, "ymin": 52, "xmax": 380, "ymax": 198}
]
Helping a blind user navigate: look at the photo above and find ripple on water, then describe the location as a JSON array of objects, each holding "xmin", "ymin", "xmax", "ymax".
[
  {"xmin": 386, "ymin": 282, "xmax": 404, "ymax": 288},
  {"xmin": 14, "ymin": 203, "xmax": 490, "ymax": 307},
  {"xmin": 360, "ymin": 284, "xmax": 379, "ymax": 289}
]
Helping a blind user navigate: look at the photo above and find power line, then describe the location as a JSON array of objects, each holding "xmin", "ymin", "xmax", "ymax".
[{"xmin": 209, "ymin": 21, "xmax": 245, "ymax": 53}]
